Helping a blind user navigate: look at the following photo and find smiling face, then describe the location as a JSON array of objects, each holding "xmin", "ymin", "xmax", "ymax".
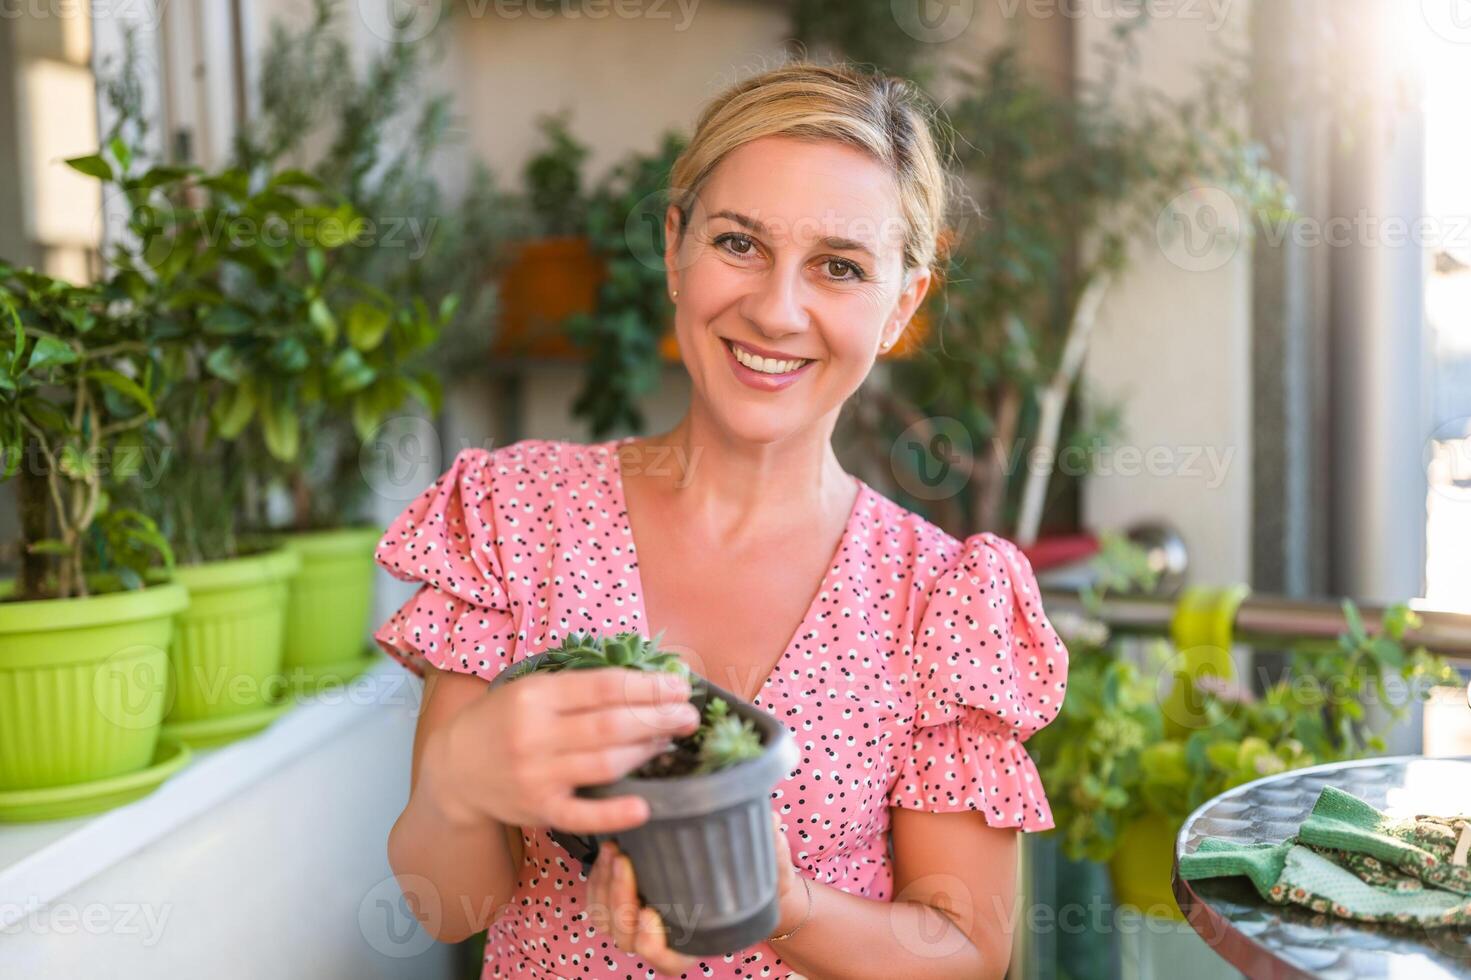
[{"xmin": 663, "ymin": 135, "xmax": 932, "ymax": 445}]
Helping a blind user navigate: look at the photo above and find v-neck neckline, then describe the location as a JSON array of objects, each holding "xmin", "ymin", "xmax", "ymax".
[{"xmin": 602, "ymin": 435, "xmax": 869, "ymax": 707}]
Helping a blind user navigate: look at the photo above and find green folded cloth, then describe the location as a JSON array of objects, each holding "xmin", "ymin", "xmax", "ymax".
[
  {"xmin": 1179, "ymin": 837, "xmax": 1471, "ymax": 927},
  {"xmin": 1298, "ymin": 786, "xmax": 1471, "ymax": 896}
]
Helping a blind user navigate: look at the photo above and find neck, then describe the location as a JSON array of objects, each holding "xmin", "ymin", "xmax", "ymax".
[{"xmin": 628, "ymin": 404, "xmax": 854, "ymax": 545}]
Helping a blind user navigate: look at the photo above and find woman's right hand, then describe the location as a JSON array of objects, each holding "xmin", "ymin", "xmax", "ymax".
[{"xmin": 427, "ymin": 667, "xmax": 701, "ymax": 835}]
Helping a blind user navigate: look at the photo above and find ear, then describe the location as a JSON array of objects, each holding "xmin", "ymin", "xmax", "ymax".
[
  {"xmin": 879, "ymin": 267, "xmax": 933, "ymax": 352},
  {"xmin": 664, "ymin": 203, "xmax": 685, "ymax": 300}
]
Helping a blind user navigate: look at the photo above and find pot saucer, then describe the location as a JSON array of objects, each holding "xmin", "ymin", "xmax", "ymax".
[
  {"xmin": 0, "ymin": 736, "xmax": 192, "ymax": 823},
  {"xmin": 160, "ymin": 699, "xmax": 294, "ymax": 750}
]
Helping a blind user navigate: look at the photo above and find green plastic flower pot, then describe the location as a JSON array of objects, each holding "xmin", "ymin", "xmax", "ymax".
[
  {"xmin": 279, "ymin": 526, "xmax": 380, "ymax": 682},
  {"xmin": 0, "ymin": 735, "xmax": 192, "ymax": 823},
  {"xmin": 1109, "ymin": 812, "xmax": 1184, "ymax": 921},
  {"xmin": 165, "ymin": 547, "xmax": 299, "ymax": 728},
  {"xmin": 0, "ymin": 579, "xmax": 188, "ymax": 791}
]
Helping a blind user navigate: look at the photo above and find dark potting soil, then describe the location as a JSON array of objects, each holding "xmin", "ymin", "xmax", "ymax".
[{"xmin": 634, "ymin": 732, "xmax": 705, "ymax": 779}]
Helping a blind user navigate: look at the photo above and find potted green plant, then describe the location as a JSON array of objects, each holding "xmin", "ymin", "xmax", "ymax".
[
  {"xmin": 560, "ymin": 129, "xmax": 687, "ymax": 435},
  {"xmin": 490, "ymin": 630, "xmax": 798, "ymax": 955},
  {"xmin": 496, "ymin": 110, "xmax": 602, "ymax": 360},
  {"xmin": 229, "ymin": 3, "xmax": 490, "ymax": 689},
  {"xmin": 260, "ymin": 272, "xmax": 450, "ymax": 690},
  {"xmin": 0, "ymin": 257, "xmax": 188, "ymax": 817},
  {"xmin": 1030, "ymin": 539, "xmax": 1460, "ymax": 919},
  {"xmin": 73, "ymin": 137, "xmax": 397, "ymax": 744}
]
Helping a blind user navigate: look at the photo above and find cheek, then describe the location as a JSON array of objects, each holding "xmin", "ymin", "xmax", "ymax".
[
  {"xmin": 672, "ymin": 264, "xmax": 734, "ymax": 334},
  {"xmin": 819, "ymin": 295, "xmax": 888, "ymax": 361}
]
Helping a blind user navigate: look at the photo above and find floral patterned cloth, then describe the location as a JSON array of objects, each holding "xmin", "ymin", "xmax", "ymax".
[
  {"xmin": 373, "ymin": 437, "xmax": 1070, "ymax": 979},
  {"xmin": 1180, "ymin": 787, "xmax": 1471, "ymax": 928}
]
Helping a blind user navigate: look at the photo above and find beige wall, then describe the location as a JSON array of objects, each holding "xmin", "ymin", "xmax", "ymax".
[
  {"xmin": 418, "ymin": 1, "xmax": 1072, "ymax": 450},
  {"xmin": 1076, "ymin": 8, "xmax": 1255, "ymax": 585}
]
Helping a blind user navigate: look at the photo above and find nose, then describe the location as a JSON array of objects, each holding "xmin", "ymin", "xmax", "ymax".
[{"xmin": 738, "ymin": 258, "xmax": 810, "ymax": 340}]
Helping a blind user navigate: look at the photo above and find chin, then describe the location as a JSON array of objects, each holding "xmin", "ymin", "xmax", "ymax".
[{"xmin": 707, "ymin": 405, "xmax": 812, "ymax": 445}]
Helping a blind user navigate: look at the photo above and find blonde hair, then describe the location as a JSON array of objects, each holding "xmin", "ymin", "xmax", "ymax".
[{"xmin": 668, "ymin": 61, "xmax": 959, "ymax": 281}]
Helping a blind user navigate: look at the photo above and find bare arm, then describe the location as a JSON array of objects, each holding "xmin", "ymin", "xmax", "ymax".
[
  {"xmin": 387, "ymin": 667, "xmax": 522, "ymax": 944},
  {"xmin": 766, "ymin": 809, "xmax": 1018, "ymax": 980}
]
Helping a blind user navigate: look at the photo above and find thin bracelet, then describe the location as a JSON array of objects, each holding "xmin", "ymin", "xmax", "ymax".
[{"xmin": 769, "ymin": 876, "xmax": 813, "ymax": 942}]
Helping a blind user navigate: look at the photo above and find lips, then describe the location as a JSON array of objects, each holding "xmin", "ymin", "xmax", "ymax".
[
  {"xmin": 721, "ymin": 338, "xmax": 814, "ymax": 391},
  {"xmin": 724, "ymin": 338, "xmax": 811, "ymax": 375}
]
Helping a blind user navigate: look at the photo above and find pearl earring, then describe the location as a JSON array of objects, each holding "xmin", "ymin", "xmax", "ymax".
[{"xmin": 672, "ymin": 289, "xmax": 679, "ymax": 299}]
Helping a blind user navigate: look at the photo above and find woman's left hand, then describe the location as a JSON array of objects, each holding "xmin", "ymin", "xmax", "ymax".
[
  {"xmin": 586, "ymin": 811, "xmax": 803, "ymax": 976},
  {"xmin": 586, "ymin": 839, "xmax": 699, "ymax": 977}
]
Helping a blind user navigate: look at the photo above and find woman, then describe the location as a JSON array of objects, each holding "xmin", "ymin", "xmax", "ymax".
[{"xmin": 373, "ymin": 62, "xmax": 1069, "ymax": 979}]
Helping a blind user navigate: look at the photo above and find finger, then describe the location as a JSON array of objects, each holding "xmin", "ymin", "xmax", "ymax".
[
  {"xmin": 546, "ymin": 668, "xmax": 692, "ymax": 712},
  {"xmin": 610, "ymin": 847, "xmax": 641, "ymax": 952},
  {"xmin": 557, "ymin": 738, "xmax": 680, "ymax": 787},
  {"xmin": 551, "ymin": 702, "xmax": 701, "ymax": 751},
  {"xmin": 591, "ymin": 845, "xmax": 619, "ymax": 937},
  {"xmin": 770, "ymin": 811, "xmax": 792, "ymax": 861},
  {"xmin": 550, "ymin": 794, "xmax": 651, "ymax": 836},
  {"xmin": 585, "ymin": 847, "xmax": 608, "ymax": 934},
  {"xmin": 635, "ymin": 907, "xmax": 699, "ymax": 975}
]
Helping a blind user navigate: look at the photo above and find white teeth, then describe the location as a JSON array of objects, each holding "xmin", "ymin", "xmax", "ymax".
[{"xmin": 730, "ymin": 342, "xmax": 808, "ymax": 375}]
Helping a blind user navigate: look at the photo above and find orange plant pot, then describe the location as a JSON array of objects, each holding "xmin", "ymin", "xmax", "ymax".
[{"xmin": 494, "ymin": 236, "xmax": 606, "ymax": 358}]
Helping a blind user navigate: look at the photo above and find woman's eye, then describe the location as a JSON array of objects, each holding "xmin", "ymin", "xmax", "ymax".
[
  {"xmin": 716, "ymin": 233, "xmax": 755, "ymax": 257},
  {"xmin": 824, "ymin": 259, "xmax": 864, "ymax": 282}
]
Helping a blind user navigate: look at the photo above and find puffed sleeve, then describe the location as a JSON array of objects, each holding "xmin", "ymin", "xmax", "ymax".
[
  {"xmin": 887, "ymin": 532, "xmax": 1069, "ymax": 829},
  {"xmin": 371, "ymin": 447, "xmax": 520, "ymax": 682}
]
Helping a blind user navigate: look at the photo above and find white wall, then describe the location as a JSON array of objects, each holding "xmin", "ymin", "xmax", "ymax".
[
  {"xmin": 1076, "ymin": 10, "xmax": 1255, "ymax": 586},
  {"xmin": 0, "ymin": 675, "xmax": 454, "ymax": 979}
]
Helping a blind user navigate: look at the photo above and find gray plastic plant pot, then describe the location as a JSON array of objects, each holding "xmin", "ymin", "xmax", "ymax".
[{"xmin": 489, "ymin": 653, "xmax": 799, "ymax": 956}]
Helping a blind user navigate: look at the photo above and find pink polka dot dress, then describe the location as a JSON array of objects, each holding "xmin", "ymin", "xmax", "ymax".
[{"xmin": 372, "ymin": 437, "xmax": 1069, "ymax": 979}]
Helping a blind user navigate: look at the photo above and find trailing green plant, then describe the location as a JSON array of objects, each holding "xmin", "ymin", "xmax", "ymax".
[
  {"xmin": 503, "ymin": 630, "xmax": 766, "ymax": 777},
  {"xmin": 564, "ymin": 131, "xmax": 687, "ymax": 436},
  {"xmin": 0, "ymin": 260, "xmax": 173, "ymax": 599}
]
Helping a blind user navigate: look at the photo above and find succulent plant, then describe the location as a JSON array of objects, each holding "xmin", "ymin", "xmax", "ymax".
[
  {"xmin": 533, "ymin": 629, "xmax": 691, "ymax": 678},
  {"xmin": 692, "ymin": 697, "xmax": 764, "ymax": 775},
  {"xmin": 502, "ymin": 630, "xmax": 767, "ymax": 777}
]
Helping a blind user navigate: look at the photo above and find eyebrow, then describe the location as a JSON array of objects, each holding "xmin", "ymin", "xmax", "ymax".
[{"xmin": 709, "ymin": 209, "xmax": 878, "ymax": 261}]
